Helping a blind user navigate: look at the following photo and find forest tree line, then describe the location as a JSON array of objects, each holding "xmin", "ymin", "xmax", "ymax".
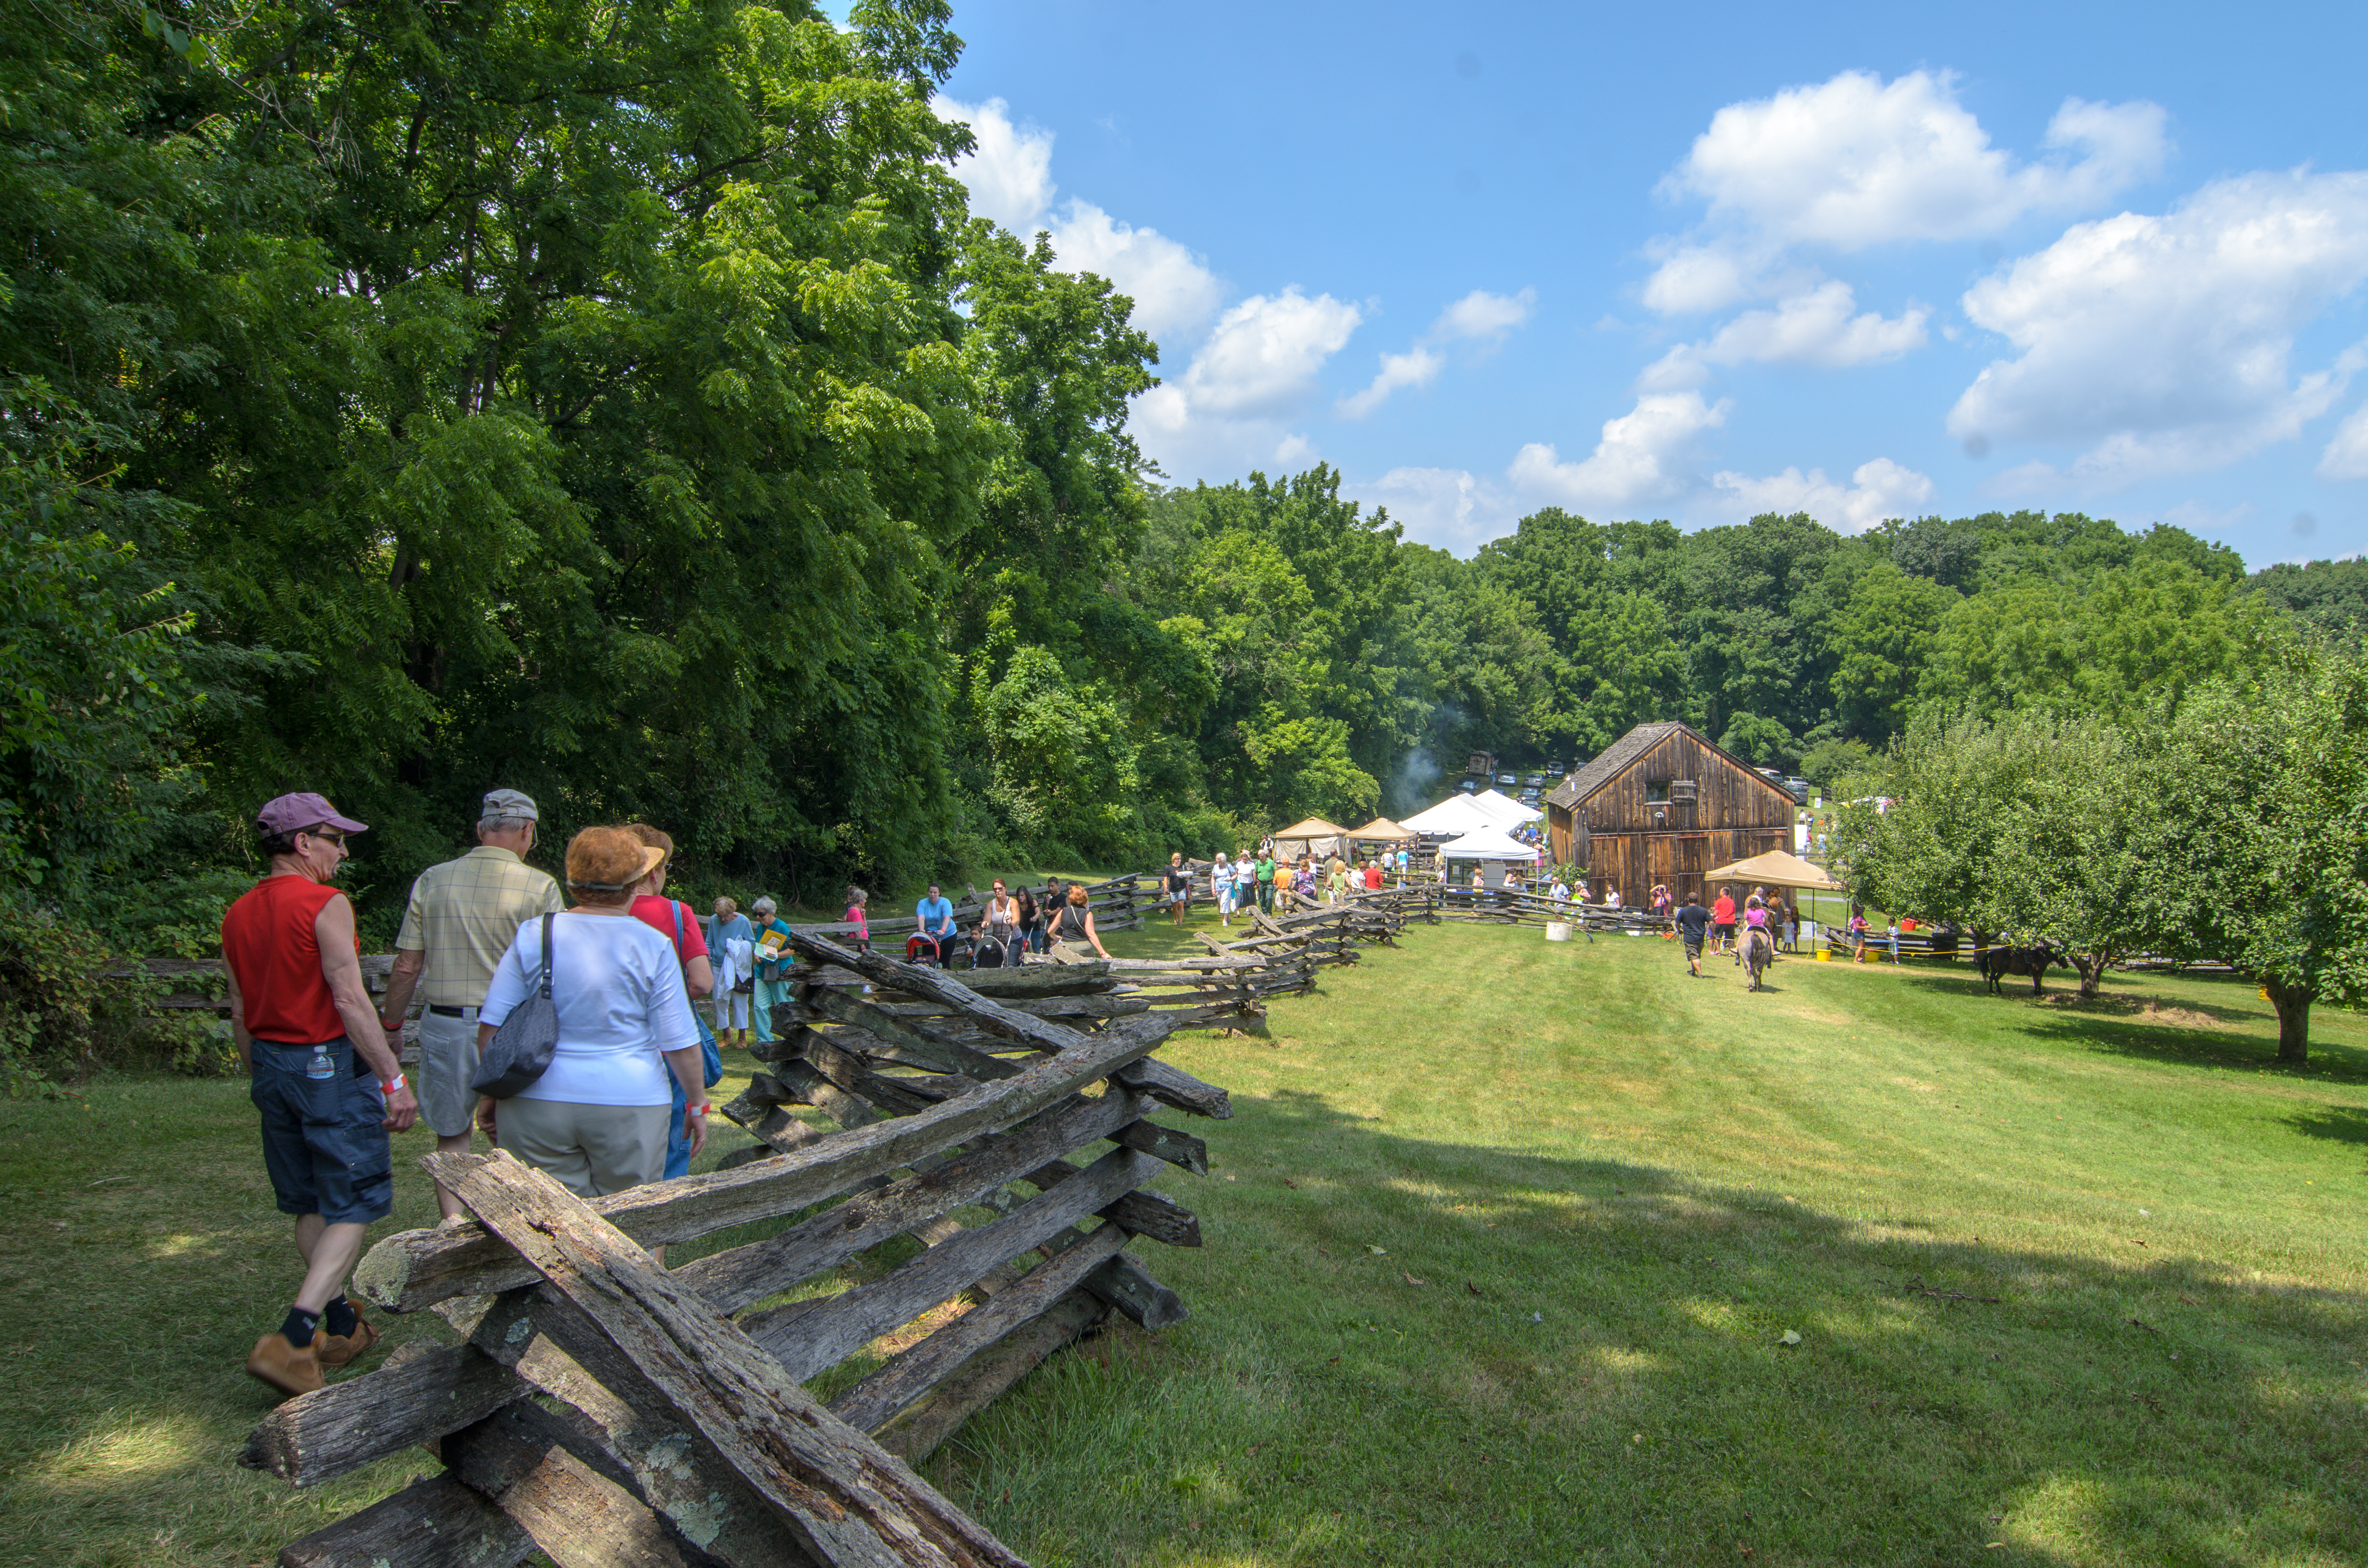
[{"xmin": 4, "ymin": 0, "xmax": 2364, "ymax": 989}]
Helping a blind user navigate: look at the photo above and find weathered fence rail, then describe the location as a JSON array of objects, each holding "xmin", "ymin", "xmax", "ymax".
[{"xmin": 245, "ymin": 941, "xmax": 1226, "ymax": 1568}]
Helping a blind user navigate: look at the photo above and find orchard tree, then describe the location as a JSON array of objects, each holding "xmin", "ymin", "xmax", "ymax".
[
  {"xmin": 2144, "ymin": 649, "xmax": 2368, "ymax": 1065},
  {"xmin": 1984, "ymin": 718, "xmax": 2157, "ymax": 999}
]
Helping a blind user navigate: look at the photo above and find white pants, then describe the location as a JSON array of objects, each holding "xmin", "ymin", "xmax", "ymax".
[{"xmin": 711, "ymin": 989, "xmax": 750, "ymax": 1030}]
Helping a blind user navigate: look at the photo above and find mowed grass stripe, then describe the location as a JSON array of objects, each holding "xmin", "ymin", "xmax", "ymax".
[{"xmin": 930, "ymin": 916, "xmax": 2368, "ymax": 1567}]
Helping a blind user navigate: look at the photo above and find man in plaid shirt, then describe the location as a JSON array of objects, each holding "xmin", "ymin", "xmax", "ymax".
[{"xmin": 376, "ymin": 789, "xmax": 565, "ymax": 1222}]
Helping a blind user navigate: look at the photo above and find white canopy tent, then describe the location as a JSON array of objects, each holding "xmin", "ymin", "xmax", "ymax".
[
  {"xmin": 1434, "ymin": 824, "xmax": 1542, "ymax": 891},
  {"xmin": 1434, "ymin": 826, "xmax": 1543, "ymax": 862},
  {"xmin": 1470, "ymin": 787, "xmax": 1543, "ymax": 825},
  {"xmin": 1400, "ymin": 795, "xmax": 1499, "ymax": 836}
]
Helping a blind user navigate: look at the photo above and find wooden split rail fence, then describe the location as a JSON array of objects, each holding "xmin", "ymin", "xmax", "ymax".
[{"xmin": 241, "ymin": 933, "xmax": 1229, "ymax": 1568}]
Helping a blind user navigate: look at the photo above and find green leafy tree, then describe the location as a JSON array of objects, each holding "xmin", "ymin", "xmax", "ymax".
[
  {"xmin": 1828, "ymin": 561, "xmax": 1960, "ymax": 742},
  {"xmin": 2142, "ymin": 649, "xmax": 2368, "ymax": 1064}
]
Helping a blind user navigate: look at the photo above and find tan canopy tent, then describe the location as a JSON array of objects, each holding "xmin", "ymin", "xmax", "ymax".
[
  {"xmin": 1347, "ymin": 816, "xmax": 1411, "ymax": 842},
  {"xmin": 1702, "ymin": 848, "xmax": 1839, "ymax": 892},
  {"xmin": 1272, "ymin": 816, "xmax": 1350, "ymax": 861}
]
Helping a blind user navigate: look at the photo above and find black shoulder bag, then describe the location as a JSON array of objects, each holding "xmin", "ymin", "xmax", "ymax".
[{"xmin": 471, "ymin": 913, "xmax": 559, "ymax": 1098}]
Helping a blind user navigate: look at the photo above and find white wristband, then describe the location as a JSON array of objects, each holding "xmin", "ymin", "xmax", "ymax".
[{"xmin": 381, "ymin": 1073, "xmax": 407, "ymax": 1095}]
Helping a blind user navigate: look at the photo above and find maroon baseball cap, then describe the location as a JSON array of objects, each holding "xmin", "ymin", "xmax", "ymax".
[{"xmin": 255, "ymin": 792, "xmax": 369, "ymax": 836}]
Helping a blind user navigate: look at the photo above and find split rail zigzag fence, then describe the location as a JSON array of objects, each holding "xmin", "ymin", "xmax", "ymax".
[{"xmin": 234, "ymin": 890, "xmax": 1435, "ymax": 1567}]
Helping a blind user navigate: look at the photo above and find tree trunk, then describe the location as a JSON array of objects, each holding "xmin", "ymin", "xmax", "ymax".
[
  {"xmin": 2076, "ymin": 956, "xmax": 2106, "ymax": 1001},
  {"xmin": 2265, "ymin": 977, "xmax": 2312, "ymax": 1067}
]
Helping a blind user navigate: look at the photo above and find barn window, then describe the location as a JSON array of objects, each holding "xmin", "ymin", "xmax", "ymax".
[{"xmin": 1645, "ymin": 780, "xmax": 1670, "ymax": 803}]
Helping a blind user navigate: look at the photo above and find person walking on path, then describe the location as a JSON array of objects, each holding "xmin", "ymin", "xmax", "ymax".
[
  {"xmin": 1850, "ymin": 905, "xmax": 1871, "ymax": 962},
  {"xmin": 1235, "ymin": 852, "xmax": 1258, "ymax": 920},
  {"xmin": 704, "ymin": 896, "xmax": 755, "ymax": 1048},
  {"xmin": 376, "ymin": 787, "xmax": 564, "ymax": 1225},
  {"xmin": 1255, "ymin": 850, "xmax": 1275, "ymax": 914},
  {"xmin": 1674, "ymin": 894, "xmax": 1713, "ymax": 977},
  {"xmin": 750, "ymin": 896, "xmax": 794, "ymax": 1046},
  {"xmin": 1327, "ymin": 858, "xmax": 1351, "ymax": 904},
  {"xmin": 1213, "ymin": 851, "xmax": 1234, "ymax": 928},
  {"xmin": 624, "ymin": 826, "xmax": 719, "ymax": 1181},
  {"xmin": 1164, "ymin": 854, "xmax": 1191, "ymax": 928},
  {"xmin": 1050, "ymin": 881, "xmax": 1111, "ymax": 958},
  {"xmin": 1711, "ymin": 885, "xmax": 1738, "ymax": 960},
  {"xmin": 223, "ymin": 793, "xmax": 419, "ymax": 1399},
  {"xmin": 473, "ymin": 828, "xmax": 707, "ymax": 1202}
]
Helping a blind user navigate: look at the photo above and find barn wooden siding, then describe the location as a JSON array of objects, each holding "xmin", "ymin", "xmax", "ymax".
[{"xmin": 1544, "ymin": 725, "xmax": 1795, "ymax": 908}]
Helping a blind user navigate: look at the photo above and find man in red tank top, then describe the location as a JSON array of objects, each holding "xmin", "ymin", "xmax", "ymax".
[{"xmin": 220, "ymin": 793, "xmax": 418, "ymax": 1399}]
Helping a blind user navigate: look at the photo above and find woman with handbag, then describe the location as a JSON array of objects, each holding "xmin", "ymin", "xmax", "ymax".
[{"xmin": 472, "ymin": 828, "xmax": 708, "ymax": 1199}]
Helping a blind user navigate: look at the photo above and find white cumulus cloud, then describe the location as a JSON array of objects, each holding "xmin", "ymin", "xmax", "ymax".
[
  {"xmin": 1134, "ymin": 289, "xmax": 1363, "ymax": 475},
  {"xmin": 1340, "ymin": 288, "xmax": 1536, "ymax": 417},
  {"xmin": 1710, "ymin": 457, "xmax": 1936, "ymax": 533},
  {"xmin": 936, "ymin": 96, "xmax": 1056, "ymax": 233},
  {"xmin": 2322, "ymin": 402, "xmax": 2368, "ymax": 480},
  {"xmin": 1507, "ymin": 392, "xmax": 1730, "ymax": 511},
  {"xmin": 1044, "ymin": 201, "xmax": 1225, "ymax": 342},
  {"xmin": 1949, "ymin": 171, "xmax": 2368, "ymax": 489},
  {"xmin": 936, "ymin": 96, "xmax": 1223, "ymax": 344},
  {"xmin": 1666, "ymin": 70, "xmax": 2168, "ymax": 252},
  {"xmin": 1640, "ymin": 281, "xmax": 1930, "ymax": 390},
  {"xmin": 1345, "ymin": 466, "xmax": 1523, "ymax": 555}
]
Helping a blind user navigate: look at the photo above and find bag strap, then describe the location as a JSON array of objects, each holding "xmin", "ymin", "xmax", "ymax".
[{"xmin": 538, "ymin": 912, "xmax": 555, "ymax": 999}]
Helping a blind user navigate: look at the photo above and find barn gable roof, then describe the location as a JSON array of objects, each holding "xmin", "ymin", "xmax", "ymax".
[{"xmin": 1542, "ymin": 721, "xmax": 1791, "ymax": 813}]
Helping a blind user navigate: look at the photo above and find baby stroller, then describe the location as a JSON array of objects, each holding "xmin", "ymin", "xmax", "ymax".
[{"xmin": 904, "ymin": 932, "xmax": 948, "ymax": 968}]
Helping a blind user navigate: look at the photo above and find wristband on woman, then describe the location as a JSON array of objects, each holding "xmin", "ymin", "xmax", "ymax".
[
  {"xmin": 381, "ymin": 1073, "xmax": 407, "ymax": 1095},
  {"xmin": 689, "ymin": 1103, "xmax": 712, "ymax": 1116}
]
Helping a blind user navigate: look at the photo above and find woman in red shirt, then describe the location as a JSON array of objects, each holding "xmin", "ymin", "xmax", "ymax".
[{"xmin": 623, "ymin": 826, "xmax": 718, "ymax": 1183}]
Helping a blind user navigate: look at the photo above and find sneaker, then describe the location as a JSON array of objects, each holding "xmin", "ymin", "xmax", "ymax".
[
  {"xmin": 315, "ymin": 1313, "xmax": 380, "ymax": 1370},
  {"xmin": 246, "ymin": 1333, "xmax": 324, "ymax": 1400}
]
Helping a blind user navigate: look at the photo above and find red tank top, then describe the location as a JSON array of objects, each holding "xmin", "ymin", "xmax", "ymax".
[{"xmin": 221, "ymin": 875, "xmax": 352, "ymax": 1044}]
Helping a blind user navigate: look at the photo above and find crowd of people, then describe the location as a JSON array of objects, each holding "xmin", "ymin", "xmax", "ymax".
[
  {"xmin": 222, "ymin": 786, "xmax": 766, "ymax": 1401},
  {"xmin": 1162, "ymin": 840, "xmax": 1416, "ymax": 929},
  {"xmin": 1665, "ymin": 883, "xmax": 1801, "ymax": 977}
]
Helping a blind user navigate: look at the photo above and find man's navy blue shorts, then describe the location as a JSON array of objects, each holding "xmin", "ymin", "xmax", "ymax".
[{"xmin": 250, "ymin": 1037, "xmax": 394, "ymax": 1225}]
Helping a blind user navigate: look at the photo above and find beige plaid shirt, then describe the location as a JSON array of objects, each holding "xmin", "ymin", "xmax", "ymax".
[{"xmin": 393, "ymin": 845, "xmax": 566, "ymax": 1006}]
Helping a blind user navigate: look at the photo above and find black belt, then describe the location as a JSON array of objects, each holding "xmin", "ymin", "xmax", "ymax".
[{"xmin": 428, "ymin": 1004, "xmax": 471, "ymax": 1017}]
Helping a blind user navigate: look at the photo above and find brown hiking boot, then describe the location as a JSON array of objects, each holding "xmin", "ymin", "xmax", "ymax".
[
  {"xmin": 315, "ymin": 1313, "xmax": 379, "ymax": 1370},
  {"xmin": 246, "ymin": 1333, "xmax": 324, "ymax": 1400}
]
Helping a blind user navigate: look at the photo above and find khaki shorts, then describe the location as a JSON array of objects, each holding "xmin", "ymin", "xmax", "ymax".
[
  {"xmin": 416, "ymin": 1009, "xmax": 482, "ymax": 1139},
  {"xmin": 495, "ymin": 1098, "xmax": 668, "ymax": 1198}
]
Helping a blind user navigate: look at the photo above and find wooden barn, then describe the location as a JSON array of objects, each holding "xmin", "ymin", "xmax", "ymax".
[{"xmin": 1542, "ymin": 721, "xmax": 1797, "ymax": 908}]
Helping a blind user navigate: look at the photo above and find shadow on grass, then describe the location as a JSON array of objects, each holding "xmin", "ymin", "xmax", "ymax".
[
  {"xmin": 1891, "ymin": 965, "xmax": 2368, "ymax": 1085},
  {"xmin": 944, "ymin": 1086, "xmax": 2368, "ymax": 1567}
]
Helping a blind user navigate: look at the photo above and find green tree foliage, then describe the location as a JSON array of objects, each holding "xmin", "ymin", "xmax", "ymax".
[
  {"xmin": 2141, "ymin": 648, "xmax": 2368, "ymax": 1064},
  {"xmin": 2247, "ymin": 557, "xmax": 2368, "ymax": 641}
]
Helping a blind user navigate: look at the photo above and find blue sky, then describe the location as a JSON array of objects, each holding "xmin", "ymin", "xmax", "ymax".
[{"xmin": 925, "ymin": 0, "xmax": 2368, "ymax": 567}]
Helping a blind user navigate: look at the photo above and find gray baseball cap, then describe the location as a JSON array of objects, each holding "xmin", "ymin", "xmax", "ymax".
[{"xmin": 480, "ymin": 788, "xmax": 539, "ymax": 822}]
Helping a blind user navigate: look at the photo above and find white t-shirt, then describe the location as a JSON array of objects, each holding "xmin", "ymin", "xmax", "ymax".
[
  {"xmin": 480, "ymin": 912, "xmax": 701, "ymax": 1106},
  {"xmin": 1235, "ymin": 860, "xmax": 1256, "ymax": 890}
]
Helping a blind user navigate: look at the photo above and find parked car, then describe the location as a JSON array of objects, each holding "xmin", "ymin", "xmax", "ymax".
[{"xmin": 1495, "ymin": 771, "xmax": 1517, "ymax": 785}]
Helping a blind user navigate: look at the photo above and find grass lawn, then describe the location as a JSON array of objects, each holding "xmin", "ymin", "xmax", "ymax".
[{"xmin": 7, "ymin": 914, "xmax": 2368, "ymax": 1566}]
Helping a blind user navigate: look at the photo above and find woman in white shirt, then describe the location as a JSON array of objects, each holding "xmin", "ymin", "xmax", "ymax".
[{"xmin": 474, "ymin": 827, "xmax": 707, "ymax": 1199}]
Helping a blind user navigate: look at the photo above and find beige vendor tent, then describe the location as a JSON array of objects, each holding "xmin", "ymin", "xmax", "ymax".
[
  {"xmin": 1272, "ymin": 816, "xmax": 1350, "ymax": 861},
  {"xmin": 1347, "ymin": 816, "xmax": 1411, "ymax": 842},
  {"xmin": 1702, "ymin": 847, "xmax": 1840, "ymax": 892}
]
